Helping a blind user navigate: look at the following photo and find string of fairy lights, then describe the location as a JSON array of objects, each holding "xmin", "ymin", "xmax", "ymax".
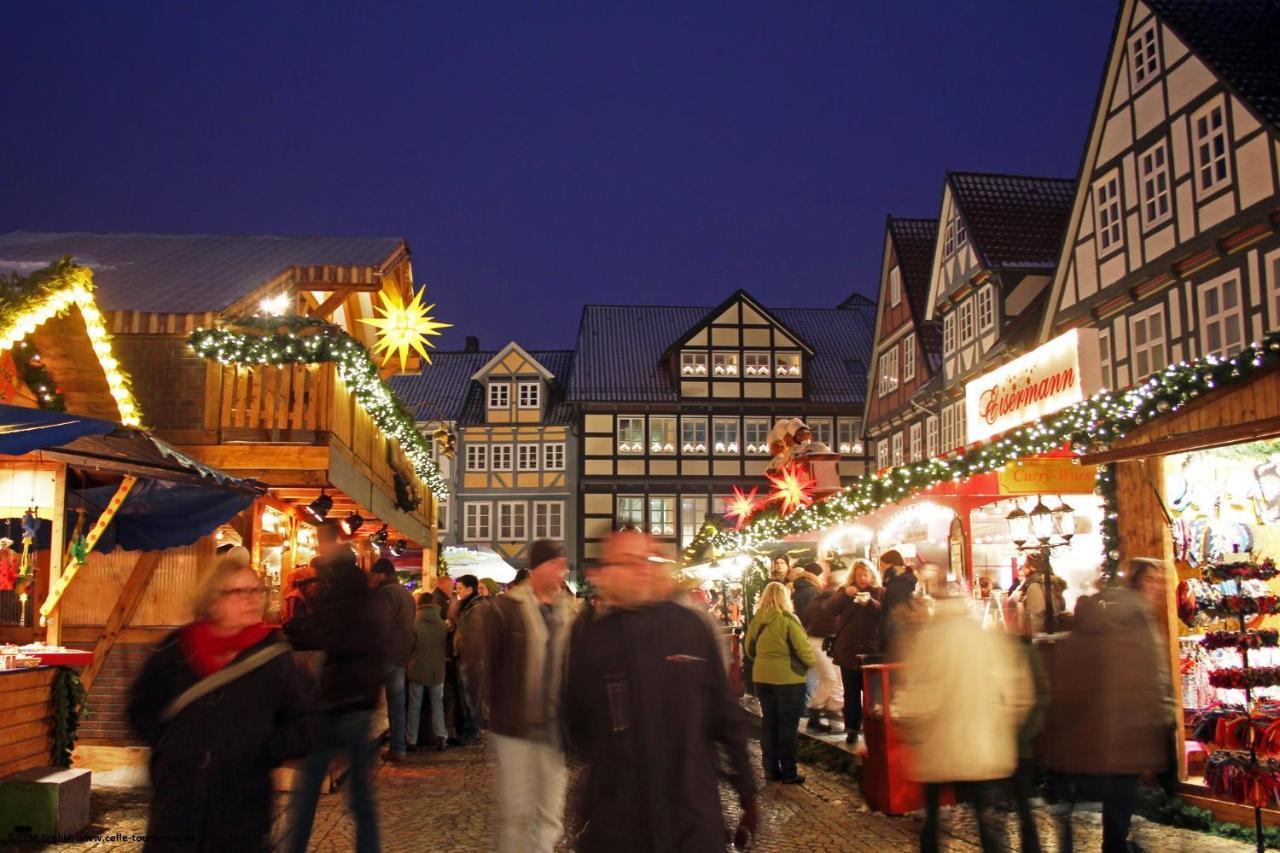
[
  {"xmin": 187, "ymin": 325, "xmax": 449, "ymax": 500},
  {"xmin": 684, "ymin": 332, "xmax": 1280, "ymax": 582}
]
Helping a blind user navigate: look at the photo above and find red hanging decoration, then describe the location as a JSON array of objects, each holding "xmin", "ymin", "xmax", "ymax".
[
  {"xmin": 723, "ymin": 486, "xmax": 760, "ymax": 529},
  {"xmin": 766, "ymin": 466, "xmax": 815, "ymax": 515}
]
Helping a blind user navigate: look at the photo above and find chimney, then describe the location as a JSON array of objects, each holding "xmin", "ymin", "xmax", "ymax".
[{"xmin": 464, "ymin": 336, "xmax": 479, "ymax": 352}]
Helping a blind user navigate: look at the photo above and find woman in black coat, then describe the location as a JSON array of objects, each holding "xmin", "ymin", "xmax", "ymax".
[
  {"xmin": 825, "ymin": 559, "xmax": 882, "ymax": 743},
  {"xmin": 128, "ymin": 549, "xmax": 315, "ymax": 852}
]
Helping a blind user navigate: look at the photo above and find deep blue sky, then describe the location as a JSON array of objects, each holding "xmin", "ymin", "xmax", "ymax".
[{"xmin": 1, "ymin": 1, "xmax": 1116, "ymax": 351}]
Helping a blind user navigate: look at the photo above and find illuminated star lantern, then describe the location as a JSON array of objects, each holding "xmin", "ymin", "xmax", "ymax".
[
  {"xmin": 360, "ymin": 288, "xmax": 451, "ymax": 368},
  {"xmin": 724, "ymin": 486, "xmax": 760, "ymax": 529},
  {"xmin": 766, "ymin": 466, "xmax": 815, "ymax": 515}
]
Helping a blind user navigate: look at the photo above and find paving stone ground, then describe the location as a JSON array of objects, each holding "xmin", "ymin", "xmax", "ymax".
[{"xmin": 10, "ymin": 739, "xmax": 1255, "ymax": 852}]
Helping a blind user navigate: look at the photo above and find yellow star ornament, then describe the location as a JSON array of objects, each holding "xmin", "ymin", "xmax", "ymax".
[{"xmin": 360, "ymin": 288, "xmax": 452, "ymax": 368}]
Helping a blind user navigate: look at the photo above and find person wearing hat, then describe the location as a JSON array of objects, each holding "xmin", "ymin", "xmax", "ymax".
[
  {"xmin": 482, "ymin": 539, "xmax": 579, "ymax": 853},
  {"xmin": 371, "ymin": 557, "xmax": 416, "ymax": 761}
]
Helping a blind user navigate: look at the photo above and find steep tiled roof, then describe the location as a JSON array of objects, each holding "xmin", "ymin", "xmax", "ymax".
[
  {"xmin": 887, "ymin": 217, "xmax": 939, "ymax": 317},
  {"xmin": 948, "ymin": 173, "xmax": 1075, "ymax": 270},
  {"xmin": 567, "ymin": 300, "xmax": 875, "ymax": 404},
  {"xmin": 389, "ymin": 349, "xmax": 575, "ymax": 426},
  {"xmin": 1149, "ymin": 0, "xmax": 1280, "ymax": 129},
  {"xmin": 918, "ymin": 321, "xmax": 945, "ymax": 373},
  {"xmin": 0, "ymin": 231, "xmax": 405, "ymax": 313}
]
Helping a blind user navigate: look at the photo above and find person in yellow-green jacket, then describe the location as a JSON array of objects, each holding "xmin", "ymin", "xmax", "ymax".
[{"xmin": 745, "ymin": 581, "xmax": 817, "ymax": 784}]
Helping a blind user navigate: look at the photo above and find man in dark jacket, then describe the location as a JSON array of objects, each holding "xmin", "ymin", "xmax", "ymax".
[
  {"xmin": 801, "ymin": 568, "xmax": 846, "ymax": 734},
  {"xmin": 564, "ymin": 530, "xmax": 759, "ymax": 852},
  {"xmin": 791, "ymin": 563, "xmax": 824, "ymax": 714},
  {"xmin": 452, "ymin": 573, "xmax": 488, "ymax": 731},
  {"xmin": 284, "ymin": 551, "xmax": 386, "ymax": 853},
  {"xmin": 372, "ymin": 558, "xmax": 416, "ymax": 760},
  {"xmin": 879, "ymin": 550, "xmax": 916, "ymax": 656}
]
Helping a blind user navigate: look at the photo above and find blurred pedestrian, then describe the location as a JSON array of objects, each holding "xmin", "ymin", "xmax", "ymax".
[
  {"xmin": 479, "ymin": 577, "xmax": 500, "ymax": 598},
  {"xmin": 564, "ymin": 530, "xmax": 759, "ymax": 851},
  {"xmin": 128, "ymin": 548, "xmax": 314, "ymax": 853},
  {"xmin": 879, "ymin": 549, "xmax": 915, "ymax": 655},
  {"xmin": 510, "ymin": 568, "xmax": 530, "ymax": 588},
  {"xmin": 483, "ymin": 540, "xmax": 578, "ymax": 853},
  {"xmin": 792, "ymin": 562, "xmax": 823, "ymax": 710},
  {"xmin": 372, "ymin": 558, "xmax": 415, "ymax": 761},
  {"xmin": 899, "ymin": 581, "xmax": 1032, "ymax": 853},
  {"xmin": 407, "ymin": 591, "xmax": 448, "ymax": 752},
  {"xmin": 453, "ymin": 573, "xmax": 489, "ymax": 731},
  {"xmin": 284, "ymin": 551, "xmax": 387, "ymax": 853},
  {"xmin": 801, "ymin": 566, "xmax": 846, "ymax": 734},
  {"xmin": 826, "ymin": 559, "xmax": 882, "ymax": 743},
  {"xmin": 432, "ymin": 574, "xmax": 455, "ymax": 618},
  {"xmin": 1042, "ymin": 560, "xmax": 1174, "ymax": 853},
  {"xmin": 746, "ymin": 581, "xmax": 817, "ymax": 783}
]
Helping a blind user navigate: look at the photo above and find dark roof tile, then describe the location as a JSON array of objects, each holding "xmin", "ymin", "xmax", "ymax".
[
  {"xmin": 389, "ymin": 349, "xmax": 575, "ymax": 426},
  {"xmin": 948, "ymin": 173, "xmax": 1075, "ymax": 270}
]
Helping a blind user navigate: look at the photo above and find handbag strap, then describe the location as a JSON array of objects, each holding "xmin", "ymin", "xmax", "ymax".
[{"xmin": 160, "ymin": 642, "xmax": 290, "ymax": 723}]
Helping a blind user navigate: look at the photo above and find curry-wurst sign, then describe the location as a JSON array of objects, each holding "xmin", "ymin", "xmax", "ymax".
[{"xmin": 964, "ymin": 328, "xmax": 1102, "ymax": 444}]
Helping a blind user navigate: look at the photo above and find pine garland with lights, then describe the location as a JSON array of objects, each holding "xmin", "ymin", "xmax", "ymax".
[
  {"xmin": 685, "ymin": 332, "xmax": 1280, "ymax": 579},
  {"xmin": 50, "ymin": 667, "xmax": 88, "ymax": 767},
  {"xmin": 187, "ymin": 322, "xmax": 449, "ymax": 500},
  {"xmin": 12, "ymin": 340, "xmax": 66, "ymax": 412}
]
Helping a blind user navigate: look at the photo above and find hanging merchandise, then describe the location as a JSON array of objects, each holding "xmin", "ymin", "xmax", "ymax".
[
  {"xmin": 18, "ymin": 507, "xmax": 37, "ymax": 576},
  {"xmin": 0, "ymin": 537, "xmax": 14, "ymax": 591},
  {"xmin": 1202, "ymin": 630, "xmax": 1280, "ymax": 652}
]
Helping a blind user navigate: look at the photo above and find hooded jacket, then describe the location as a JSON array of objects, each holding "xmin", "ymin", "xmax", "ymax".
[
  {"xmin": 408, "ymin": 603, "xmax": 447, "ymax": 687},
  {"xmin": 744, "ymin": 609, "xmax": 817, "ymax": 686}
]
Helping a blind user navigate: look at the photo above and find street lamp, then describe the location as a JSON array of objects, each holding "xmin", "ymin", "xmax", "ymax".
[
  {"xmin": 1029, "ymin": 498, "xmax": 1056, "ymax": 544},
  {"xmin": 1052, "ymin": 497, "xmax": 1075, "ymax": 542},
  {"xmin": 1007, "ymin": 506, "xmax": 1030, "ymax": 548}
]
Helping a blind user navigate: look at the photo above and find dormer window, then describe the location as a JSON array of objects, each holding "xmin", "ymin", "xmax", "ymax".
[
  {"xmin": 517, "ymin": 381, "xmax": 540, "ymax": 409},
  {"xmin": 488, "ymin": 382, "xmax": 510, "ymax": 409},
  {"xmin": 775, "ymin": 353, "xmax": 802, "ymax": 377},
  {"xmin": 943, "ymin": 210, "xmax": 967, "ymax": 256},
  {"xmin": 744, "ymin": 352, "xmax": 771, "ymax": 377},
  {"xmin": 617, "ymin": 416, "xmax": 645, "ymax": 454},
  {"xmin": 712, "ymin": 352, "xmax": 739, "ymax": 377},
  {"xmin": 680, "ymin": 351, "xmax": 708, "ymax": 376}
]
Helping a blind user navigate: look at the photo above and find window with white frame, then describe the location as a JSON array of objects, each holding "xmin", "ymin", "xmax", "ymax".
[
  {"xmin": 497, "ymin": 501, "xmax": 527, "ymax": 540},
  {"xmin": 876, "ymin": 439, "xmax": 889, "ymax": 471},
  {"xmin": 712, "ymin": 352, "xmax": 739, "ymax": 377},
  {"xmin": 464, "ymin": 503, "xmax": 491, "ymax": 541},
  {"xmin": 543, "ymin": 442, "xmax": 565, "ymax": 470},
  {"xmin": 977, "ymin": 286, "xmax": 995, "ymax": 333},
  {"xmin": 891, "ymin": 432, "xmax": 904, "ymax": 467},
  {"xmin": 517, "ymin": 381, "xmax": 540, "ymax": 409},
  {"xmin": 649, "ymin": 416, "xmax": 676, "ymax": 454},
  {"xmin": 1098, "ymin": 329, "xmax": 1113, "ymax": 390},
  {"xmin": 943, "ymin": 209, "xmax": 967, "ymax": 256},
  {"xmin": 744, "ymin": 352, "xmax": 771, "ymax": 377},
  {"xmin": 888, "ymin": 266, "xmax": 902, "ymax": 306},
  {"xmin": 941, "ymin": 405, "xmax": 955, "ymax": 451},
  {"xmin": 1139, "ymin": 141, "xmax": 1172, "ymax": 229},
  {"xmin": 926, "ymin": 415, "xmax": 939, "ymax": 458},
  {"xmin": 437, "ymin": 500, "xmax": 448, "ymax": 532},
  {"xmin": 680, "ymin": 495, "xmax": 709, "ymax": 547},
  {"xmin": 617, "ymin": 416, "xmax": 645, "ymax": 454},
  {"xmin": 1193, "ymin": 101, "xmax": 1230, "ymax": 196},
  {"xmin": 681, "ymin": 350, "xmax": 708, "ymax": 376},
  {"xmin": 616, "ymin": 495, "xmax": 644, "ymax": 528},
  {"xmin": 809, "ymin": 419, "xmax": 833, "ymax": 448},
  {"xmin": 837, "ymin": 418, "xmax": 863, "ymax": 455},
  {"xmin": 953, "ymin": 401, "xmax": 966, "ymax": 447},
  {"xmin": 909, "ymin": 422, "xmax": 923, "ymax": 462},
  {"xmin": 649, "ymin": 496, "xmax": 676, "ymax": 537},
  {"xmin": 744, "ymin": 417, "xmax": 771, "ymax": 455},
  {"xmin": 1129, "ymin": 20, "xmax": 1160, "ymax": 90},
  {"xmin": 1131, "ymin": 305, "xmax": 1167, "ymax": 379},
  {"xmin": 487, "ymin": 381, "xmax": 510, "ymax": 409},
  {"xmin": 533, "ymin": 501, "xmax": 563, "ymax": 540},
  {"xmin": 466, "ymin": 445, "xmax": 488, "ymax": 471},
  {"xmin": 491, "ymin": 444, "xmax": 513, "ymax": 471},
  {"xmin": 1270, "ymin": 250, "xmax": 1280, "ymax": 328},
  {"xmin": 1200, "ymin": 273, "xmax": 1245, "ymax": 357},
  {"xmin": 713, "ymin": 417, "xmax": 739, "ymax": 455},
  {"xmin": 943, "ymin": 312, "xmax": 956, "ymax": 355},
  {"xmin": 878, "ymin": 348, "xmax": 900, "ymax": 396},
  {"xmin": 1094, "ymin": 171, "xmax": 1123, "ymax": 254},
  {"xmin": 681, "ymin": 417, "xmax": 708, "ymax": 454},
  {"xmin": 517, "ymin": 443, "xmax": 540, "ymax": 471},
  {"xmin": 775, "ymin": 353, "xmax": 802, "ymax": 377},
  {"xmin": 903, "ymin": 334, "xmax": 916, "ymax": 382},
  {"xmin": 959, "ymin": 299, "xmax": 975, "ymax": 344}
]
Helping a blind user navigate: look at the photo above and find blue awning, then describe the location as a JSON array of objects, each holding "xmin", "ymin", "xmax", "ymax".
[
  {"xmin": 0, "ymin": 406, "xmax": 115, "ymax": 455},
  {"xmin": 73, "ymin": 479, "xmax": 253, "ymax": 552}
]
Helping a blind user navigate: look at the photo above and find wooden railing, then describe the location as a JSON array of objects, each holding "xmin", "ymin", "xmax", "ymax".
[{"xmin": 214, "ymin": 362, "xmax": 333, "ymax": 440}]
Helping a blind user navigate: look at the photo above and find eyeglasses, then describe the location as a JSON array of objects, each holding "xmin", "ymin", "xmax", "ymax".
[{"xmin": 219, "ymin": 586, "xmax": 266, "ymax": 600}]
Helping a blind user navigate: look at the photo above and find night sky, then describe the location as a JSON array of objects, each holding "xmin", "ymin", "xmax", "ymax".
[{"xmin": 1, "ymin": 1, "xmax": 1116, "ymax": 351}]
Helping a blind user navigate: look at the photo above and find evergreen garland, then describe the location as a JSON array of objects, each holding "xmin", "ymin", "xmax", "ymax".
[{"xmin": 50, "ymin": 667, "xmax": 88, "ymax": 767}]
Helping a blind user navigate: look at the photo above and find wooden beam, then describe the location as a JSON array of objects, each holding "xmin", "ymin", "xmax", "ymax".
[
  {"xmin": 80, "ymin": 551, "xmax": 162, "ymax": 693},
  {"xmin": 43, "ymin": 465, "xmax": 67, "ymax": 646},
  {"xmin": 39, "ymin": 476, "xmax": 137, "ymax": 624},
  {"xmin": 308, "ymin": 288, "xmax": 355, "ymax": 320},
  {"xmin": 179, "ymin": 444, "xmax": 330, "ymax": 471},
  {"xmin": 1078, "ymin": 415, "xmax": 1280, "ymax": 466}
]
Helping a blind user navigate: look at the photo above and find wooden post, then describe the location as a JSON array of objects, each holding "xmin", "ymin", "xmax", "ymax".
[
  {"xmin": 43, "ymin": 465, "xmax": 67, "ymax": 646},
  {"xmin": 80, "ymin": 551, "xmax": 162, "ymax": 693},
  {"xmin": 39, "ymin": 475, "xmax": 137, "ymax": 625}
]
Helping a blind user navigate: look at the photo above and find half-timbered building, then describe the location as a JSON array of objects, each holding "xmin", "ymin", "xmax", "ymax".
[
  {"xmin": 1037, "ymin": 0, "xmax": 1280, "ymax": 387},
  {"xmin": 568, "ymin": 290, "xmax": 875, "ymax": 564},
  {"xmin": 392, "ymin": 338, "xmax": 577, "ymax": 570},
  {"xmin": 862, "ymin": 217, "xmax": 942, "ymax": 470},
  {"xmin": 920, "ymin": 172, "xmax": 1077, "ymax": 453}
]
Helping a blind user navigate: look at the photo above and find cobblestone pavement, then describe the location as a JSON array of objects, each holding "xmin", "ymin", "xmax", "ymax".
[{"xmin": 12, "ymin": 740, "xmax": 1254, "ymax": 852}]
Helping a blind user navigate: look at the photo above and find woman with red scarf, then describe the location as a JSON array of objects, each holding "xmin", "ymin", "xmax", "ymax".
[{"xmin": 128, "ymin": 547, "xmax": 315, "ymax": 852}]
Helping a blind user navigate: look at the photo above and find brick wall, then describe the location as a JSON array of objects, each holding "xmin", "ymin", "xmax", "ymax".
[
  {"xmin": 71, "ymin": 641, "xmax": 159, "ymax": 744},
  {"xmin": 113, "ymin": 335, "xmax": 209, "ymax": 433}
]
